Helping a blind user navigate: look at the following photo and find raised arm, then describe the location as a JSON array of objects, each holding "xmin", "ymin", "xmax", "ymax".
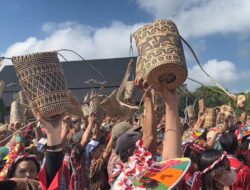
[
  {"xmin": 80, "ymin": 113, "xmax": 96, "ymax": 148},
  {"xmin": 160, "ymin": 86, "xmax": 181, "ymax": 160},
  {"xmin": 135, "ymin": 77, "xmax": 156, "ymax": 154}
]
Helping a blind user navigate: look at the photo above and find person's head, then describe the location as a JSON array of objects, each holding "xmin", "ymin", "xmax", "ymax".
[
  {"xmin": 70, "ymin": 116, "xmax": 82, "ymax": 133},
  {"xmin": 219, "ymin": 132, "xmax": 239, "ymax": 155},
  {"xmin": 115, "ymin": 131, "xmax": 141, "ymax": 163},
  {"xmin": 7, "ymin": 155, "xmax": 40, "ymax": 180},
  {"xmin": 111, "ymin": 121, "xmax": 131, "ymax": 147},
  {"xmin": 183, "ymin": 141, "xmax": 206, "ymax": 170},
  {"xmin": 198, "ymin": 150, "xmax": 236, "ymax": 190}
]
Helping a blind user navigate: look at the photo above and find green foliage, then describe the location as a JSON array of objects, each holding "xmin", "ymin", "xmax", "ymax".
[{"xmin": 177, "ymin": 85, "xmax": 250, "ymax": 118}]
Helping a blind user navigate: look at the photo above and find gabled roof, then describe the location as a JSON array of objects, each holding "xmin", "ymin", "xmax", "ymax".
[{"xmin": 0, "ymin": 57, "xmax": 139, "ymax": 107}]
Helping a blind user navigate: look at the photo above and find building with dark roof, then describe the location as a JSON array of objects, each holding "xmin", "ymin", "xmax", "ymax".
[{"xmin": 0, "ymin": 57, "xmax": 139, "ymax": 109}]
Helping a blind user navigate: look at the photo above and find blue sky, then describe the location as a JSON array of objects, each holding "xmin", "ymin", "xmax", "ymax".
[{"xmin": 0, "ymin": 0, "xmax": 250, "ymax": 92}]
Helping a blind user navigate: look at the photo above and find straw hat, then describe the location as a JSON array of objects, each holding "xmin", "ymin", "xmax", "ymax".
[
  {"xmin": 132, "ymin": 19, "xmax": 187, "ymax": 91},
  {"xmin": 12, "ymin": 51, "xmax": 70, "ymax": 119}
]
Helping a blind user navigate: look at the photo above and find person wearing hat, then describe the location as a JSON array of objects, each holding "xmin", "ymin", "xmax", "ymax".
[
  {"xmin": 108, "ymin": 77, "xmax": 156, "ymax": 183},
  {"xmin": 107, "ymin": 121, "xmax": 132, "ymax": 178}
]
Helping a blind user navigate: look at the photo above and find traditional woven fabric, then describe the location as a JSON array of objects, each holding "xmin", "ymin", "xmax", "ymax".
[
  {"xmin": 0, "ymin": 80, "xmax": 5, "ymax": 99},
  {"xmin": 12, "ymin": 52, "xmax": 70, "ymax": 118},
  {"xmin": 111, "ymin": 140, "xmax": 191, "ymax": 189},
  {"xmin": 204, "ymin": 108, "xmax": 216, "ymax": 128},
  {"xmin": 132, "ymin": 19, "xmax": 187, "ymax": 91}
]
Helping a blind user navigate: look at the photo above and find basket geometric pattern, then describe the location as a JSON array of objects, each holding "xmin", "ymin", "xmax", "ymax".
[
  {"xmin": 68, "ymin": 94, "xmax": 84, "ymax": 119},
  {"xmin": 15, "ymin": 91, "xmax": 34, "ymax": 120},
  {"xmin": 89, "ymin": 94, "xmax": 105, "ymax": 124},
  {"xmin": 12, "ymin": 52, "xmax": 70, "ymax": 118},
  {"xmin": 124, "ymin": 81, "xmax": 135, "ymax": 100},
  {"xmin": 9, "ymin": 100, "xmax": 25, "ymax": 124},
  {"xmin": 133, "ymin": 19, "xmax": 187, "ymax": 90},
  {"xmin": 204, "ymin": 108, "xmax": 216, "ymax": 128},
  {"xmin": 100, "ymin": 89, "xmax": 133, "ymax": 120}
]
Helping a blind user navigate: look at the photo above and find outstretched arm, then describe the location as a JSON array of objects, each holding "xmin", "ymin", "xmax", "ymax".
[{"xmin": 160, "ymin": 86, "xmax": 181, "ymax": 160}]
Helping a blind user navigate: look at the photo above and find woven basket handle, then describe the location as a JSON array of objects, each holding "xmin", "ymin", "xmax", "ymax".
[
  {"xmin": 57, "ymin": 49, "xmax": 105, "ymax": 80},
  {"xmin": 180, "ymin": 36, "xmax": 236, "ymax": 100},
  {"xmin": 116, "ymin": 59, "xmax": 139, "ymax": 110}
]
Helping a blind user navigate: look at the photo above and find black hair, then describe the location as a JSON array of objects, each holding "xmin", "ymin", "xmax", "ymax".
[
  {"xmin": 7, "ymin": 157, "xmax": 40, "ymax": 179},
  {"xmin": 219, "ymin": 132, "xmax": 238, "ymax": 155},
  {"xmin": 183, "ymin": 147, "xmax": 202, "ymax": 165},
  {"xmin": 238, "ymin": 136, "xmax": 250, "ymax": 165},
  {"xmin": 199, "ymin": 149, "xmax": 230, "ymax": 190}
]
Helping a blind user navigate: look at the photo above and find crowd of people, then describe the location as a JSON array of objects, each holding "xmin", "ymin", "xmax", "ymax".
[{"xmin": 0, "ymin": 72, "xmax": 250, "ymax": 190}]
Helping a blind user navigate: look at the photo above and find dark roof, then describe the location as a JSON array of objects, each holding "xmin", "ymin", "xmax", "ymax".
[{"xmin": 0, "ymin": 57, "xmax": 140, "ymax": 107}]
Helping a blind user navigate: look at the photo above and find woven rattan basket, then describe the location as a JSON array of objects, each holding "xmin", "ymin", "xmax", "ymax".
[
  {"xmin": 0, "ymin": 80, "xmax": 5, "ymax": 99},
  {"xmin": 15, "ymin": 91, "xmax": 34, "ymax": 120},
  {"xmin": 67, "ymin": 94, "xmax": 84, "ymax": 119},
  {"xmin": 186, "ymin": 105, "xmax": 195, "ymax": 119},
  {"xmin": 124, "ymin": 81, "xmax": 135, "ymax": 101},
  {"xmin": 12, "ymin": 52, "xmax": 70, "ymax": 118},
  {"xmin": 198, "ymin": 99, "xmax": 205, "ymax": 114},
  {"xmin": 9, "ymin": 100, "xmax": 25, "ymax": 124},
  {"xmin": 219, "ymin": 105, "xmax": 234, "ymax": 119},
  {"xmin": 204, "ymin": 108, "xmax": 216, "ymax": 128},
  {"xmin": 237, "ymin": 95, "xmax": 247, "ymax": 108},
  {"xmin": 89, "ymin": 94, "xmax": 105, "ymax": 124},
  {"xmin": 100, "ymin": 90, "xmax": 121, "ymax": 118},
  {"xmin": 132, "ymin": 19, "xmax": 187, "ymax": 91},
  {"xmin": 101, "ymin": 89, "xmax": 133, "ymax": 120}
]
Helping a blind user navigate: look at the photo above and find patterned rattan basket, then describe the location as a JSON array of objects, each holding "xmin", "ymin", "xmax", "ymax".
[
  {"xmin": 237, "ymin": 95, "xmax": 247, "ymax": 108},
  {"xmin": 198, "ymin": 98, "xmax": 205, "ymax": 114},
  {"xmin": 67, "ymin": 94, "xmax": 84, "ymax": 119},
  {"xmin": 204, "ymin": 108, "xmax": 216, "ymax": 128},
  {"xmin": 124, "ymin": 81, "xmax": 135, "ymax": 101},
  {"xmin": 9, "ymin": 100, "xmax": 25, "ymax": 124},
  {"xmin": 101, "ymin": 89, "xmax": 133, "ymax": 120},
  {"xmin": 11, "ymin": 51, "xmax": 70, "ymax": 119},
  {"xmin": 132, "ymin": 19, "xmax": 187, "ymax": 91},
  {"xmin": 15, "ymin": 91, "xmax": 34, "ymax": 120},
  {"xmin": 186, "ymin": 105, "xmax": 196, "ymax": 119},
  {"xmin": 88, "ymin": 93, "xmax": 105, "ymax": 124}
]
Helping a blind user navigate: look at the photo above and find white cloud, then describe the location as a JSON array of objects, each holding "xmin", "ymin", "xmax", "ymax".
[
  {"xmin": 186, "ymin": 59, "xmax": 250, "ymax": 92},
  {"xmin": 136, "ymin": 0, "xmax": 250, "ymax": 37},
  {"xmin": 1, "ymin": 21, "xmax": 249, "ymax": 92},
  {"xmin": 1, "ymin": 21, "xmax": 144, "ymax": 63}
]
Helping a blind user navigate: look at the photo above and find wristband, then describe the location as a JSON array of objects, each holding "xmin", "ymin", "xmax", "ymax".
[{"xmin": 46, "ymin": 144, "xmax": 62, "ymax": 150}]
